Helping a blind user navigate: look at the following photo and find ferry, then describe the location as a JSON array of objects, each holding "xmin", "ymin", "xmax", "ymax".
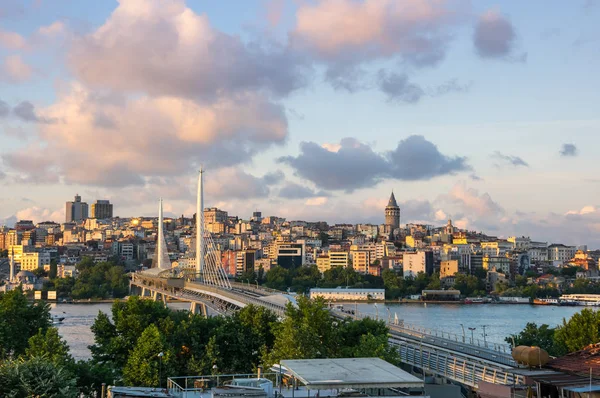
[
  {"xmin": 464, "ymin": 297, "xmax": 486, "ymax": 304},
  {"xmin": 559, "ymin": 294, "xmax": 600, "ymax": 306},
  {"xmin": 533, "ymin": 298, "xmax": 559, "ymax": 305}
]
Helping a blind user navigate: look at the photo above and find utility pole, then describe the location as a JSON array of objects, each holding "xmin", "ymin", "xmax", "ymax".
[{"xmin": 468, "ymin": 327, "xmax": 476, "ymax": 344}]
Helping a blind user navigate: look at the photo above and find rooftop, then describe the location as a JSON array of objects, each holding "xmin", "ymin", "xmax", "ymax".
[{"xmin": 280, "ymin": 358, "xmax": 424, "ymax": 390}]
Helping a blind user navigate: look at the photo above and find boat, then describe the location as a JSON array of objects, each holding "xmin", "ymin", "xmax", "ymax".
[
  {"xmin": 559, "ymin": 294, "xmax": 600, "ymax": 306},
  {"xmin": 52, "ymin": 315, "xmax": 65, "ymax": 325},
  {"xmin": 464, "ymin": 297, "xmax": 485, "ymax": 304},
  {"xmin": 533, "ymin": 298, "xmax": 559, "ymax": 305}
]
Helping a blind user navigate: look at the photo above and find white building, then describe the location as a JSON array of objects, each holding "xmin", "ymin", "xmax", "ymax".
[
  {"xmin": 548, "ymin": 244, "xmax": 577, "ymax": 265},
  {"xmin": 403, "ymin": 251, "xmax": 432, "ymax": 278},
  {"xmin": 309, "ymin": 287, "xmax": 385, "ymax": 301}
]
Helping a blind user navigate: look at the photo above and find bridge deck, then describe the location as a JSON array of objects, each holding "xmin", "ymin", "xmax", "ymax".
[{"xmin": 131, "ymin": 273, "xmax": 527, "ymax": 390}]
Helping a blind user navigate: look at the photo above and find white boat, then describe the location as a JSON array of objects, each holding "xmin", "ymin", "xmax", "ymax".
[
  {"xmin": 52, "ymin": 315, "xmax": 65, "ymax": 325},
  {"xmin": 560, "ymin": 294, "xmax": 600, "ymax": 306}
]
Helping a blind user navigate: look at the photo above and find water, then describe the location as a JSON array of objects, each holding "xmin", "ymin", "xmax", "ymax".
[
  {"xmin": 355, "ymin": 303, "xmax": 583, "ymax": 347},
  {"xmin": 50, "ymin": 302, "xmax": 584, "ymax": 360}
]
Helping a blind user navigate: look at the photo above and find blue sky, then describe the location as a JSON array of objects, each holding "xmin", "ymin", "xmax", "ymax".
[{"xmin": 0, "ymin": 0, "xmax": 599, "ymax": 248}]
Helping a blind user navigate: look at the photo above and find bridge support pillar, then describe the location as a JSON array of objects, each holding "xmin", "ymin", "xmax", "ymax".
[{"xmin": 190, "ymin": 302, "xmax": 208, "ymax": 317}]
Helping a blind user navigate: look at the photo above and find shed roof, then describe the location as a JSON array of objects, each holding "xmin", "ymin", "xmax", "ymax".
[{"xmin": 280, "ymin": 358, "xmax": 423, "ymax": 390}]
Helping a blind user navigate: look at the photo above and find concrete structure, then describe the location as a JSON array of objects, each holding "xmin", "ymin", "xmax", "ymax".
[
  {"xmin": 65, "ymin": 194, "xmax": 88, "ymax": 222},
  {"xmin": 483, "ymin": 255, "xmax": 511, "ymax": 274},
  {"xmin": 384, "ymin": 192, "xmax": 400, "ymax": 231},
  {"xmin": 309, "ymin": 287, "xmax": 385, "ymax": 301},
  {"xmin": 152, "ymin": 199, "xmax": 171, "ymax": 270},
  {"xmin": 275, "ymin": 243, "xmax": 304, "ymax": 269},
  {"xmin": 403, "ymin": 251, "xmax": 434, "ymax": 278},
  {"xmin": 281, "ymin": 358, "xmax": 423, "ymax": 390},
  {"xmin": 91, "ymin": 200, "xmax": 113, "ymax": 219}
]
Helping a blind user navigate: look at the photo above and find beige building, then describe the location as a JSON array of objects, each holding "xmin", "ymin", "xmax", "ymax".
[
  {"xmin": 316, "ymin": 251, "xmax": 349, "ymax": 273},
  {"xmin": 350, "ymin": 250, "xmax": 369, "ymax": 274},
  {"xmin": 316, "ymin": 256, "xmax": 331, "ymax": 273},
  {"xmin": 20, "ymin": 252, "xmax": 51, "ymax": 271},
  {"xmin": 440, "ymin": 260, "xmax": 459, "ymax": 278}
]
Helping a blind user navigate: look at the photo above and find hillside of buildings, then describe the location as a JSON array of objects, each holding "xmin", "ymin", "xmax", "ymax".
[{"xmin": 1, "ymin": 194, "xmax": 599, "ymax": 299}]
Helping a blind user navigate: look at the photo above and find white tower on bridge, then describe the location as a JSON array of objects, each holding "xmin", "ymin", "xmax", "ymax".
[
  {"xmin": 152, "ymin": 198, "xmax": 171, "ymax": 270},
  {"xmin": 194, "ymin": 168, "xmax": 231, "ymax": 288},
  {"xmin": 196, "ymin": 169, "xmax": 204, "ymax": 277}
]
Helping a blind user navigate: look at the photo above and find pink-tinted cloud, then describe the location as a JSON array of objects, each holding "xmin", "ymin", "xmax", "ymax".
[
  {"xmin": 69, "ymin": 0, "xmax": 306, "ymax": 99},
  {"xmin": 2, "ymin": 83, "xmax": 288, "ymax": 186},
  {"xmin": 1, "ymin": 55, "xmax": 33, "ymax": 83},
  {"xmin": 291, "ymin": 0, "xmax": 463, "ymax": 66},
  {"xmin": 0, "ymin": 29, "xmax": 26, "ymax": 49}
]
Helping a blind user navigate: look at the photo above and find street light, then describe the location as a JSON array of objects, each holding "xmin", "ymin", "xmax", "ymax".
[
  {"xmin": 482, "ymin": 325, "xmax": 488, "ymax": 348},
  {"xmin": 373, "ymin": 303, "xmax": 379, "ymax": 320},
  {"xmin": 468, "ymin": 327, "xmax": 476, "ymax": 344},
  {"xmin": 157, "ymin": 352, "xmax": 164, "ymax": 389},
  {"xmin": 460, "ymin": 324, "xmax": 465, "ymax": 343}
]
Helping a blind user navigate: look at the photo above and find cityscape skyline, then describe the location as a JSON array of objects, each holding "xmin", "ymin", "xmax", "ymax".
[{"xmin": 0, "ymin": 0, "xmax": 599, "ymax": 247}]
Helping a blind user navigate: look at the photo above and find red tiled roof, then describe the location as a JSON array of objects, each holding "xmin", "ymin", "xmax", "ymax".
[{"xmin": 548, "ymin": 344, "xmax": 600, "ymax": 377}]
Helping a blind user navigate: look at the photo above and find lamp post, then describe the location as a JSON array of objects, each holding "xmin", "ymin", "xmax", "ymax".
[
  {"xmin": 468, "ymin": 327, "xmax": 476, "ymax": 344},
  {"xmin": 157, "ymin": 352, "xmax": 164, "ymax": 389},
  {"xmin": 460, "ymin": 324, "xmax": 465, "ymax": 343},
  {"xmin": 482, "ymin": 325, "xmax": 488, "ymax": 348},
  {"xmin": 374, "ymin": 303, "xmax": 379, "ymax": 320}
]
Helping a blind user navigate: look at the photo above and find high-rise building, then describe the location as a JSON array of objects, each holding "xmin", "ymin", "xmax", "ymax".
[
  {"xmin": 385, "ymin": 192, "xmax": 400, "ymax": 230},
  {"xmin": 91, "ymin": 200, "xmax": 113, "ymax": 219},
  {"xmin": 65, "ymin": 194, "xmax": 88, "ymax": 222}
]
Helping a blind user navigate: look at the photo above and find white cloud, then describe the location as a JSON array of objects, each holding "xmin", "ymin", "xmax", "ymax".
[
  {"xmin": 68, "ymin": 0, "xmax": 306, "ymax": 99},
  {"xmin": 3, "ymin": 83, "xmax": 288, "ymax": 186}
]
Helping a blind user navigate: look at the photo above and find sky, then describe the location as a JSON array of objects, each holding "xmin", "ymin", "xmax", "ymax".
[{"xmin": 0, "ymin": 0, "xmax": 599, "ymax": 248}]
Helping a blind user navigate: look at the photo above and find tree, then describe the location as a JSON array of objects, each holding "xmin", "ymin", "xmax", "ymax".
[
  {"xmin": 90, "ymin": 297, "xmax": 171, "ymax": 368},
  {"xmin": 123, "ymin": 324, "xmax": 171, "ymax": 387},
  {"xmin": 266, "ymin": 296, "xmax": 335, "ymax": 366},
  {"xmin": 49, "ymin": 259, "xmax": 58, "ymax": 279},
  {"xmin": 26, "ymin": 327, "xmax": 73, "ymax": 366},
  {"xmin": 32, "ymin": 268, "xmax": 48, "ymax": 278},
  {"xmin": 264, "ymin": 266, "xmax": 292, "ymax": 291},
  {"xmin": 0, "ymin": 356, "xmax": 78, "ymax": 398},
  {"xmin": 352, "ymin": 333, "xmax": 399, "ymax": 364},
  {"xmin": 0, "ymin": 288, "xmax": 51, "ymax": 359},
  {"xmin": 454, "ymin": 274, "xmax": 486, "ymax": 296},
  {"xmin": 505, "ymin": 323, "xmax": 558, "ymax": 356},
  {"xmin": 318, "ymin": 232, "xmax": 329, "ymax": 247},
  {"xmin": 554, "ymin": 308, "xmax": 600, "ymax": 355}
]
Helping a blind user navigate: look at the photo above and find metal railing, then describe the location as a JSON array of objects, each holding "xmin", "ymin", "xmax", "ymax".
[
  {"xmin": 334, "ymin": 309, "xmax": 516, "ymax": 367},
  {"xmin": 167, "ymin": 372, "xmax": 281, "ymax": 397},
  {"xmin": 392, "ymin": 338, "xmax": 525, "ymax": 389}
]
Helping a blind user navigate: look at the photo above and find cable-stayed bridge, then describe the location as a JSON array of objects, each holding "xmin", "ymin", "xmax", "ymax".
[{"xmin": 130, "ymin": 169, "xmax": 530, "ymax": 392}]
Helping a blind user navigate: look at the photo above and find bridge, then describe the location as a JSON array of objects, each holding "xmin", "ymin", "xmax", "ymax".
[
  {"xmin": 131, "ymin": 271, "xmax": 529, "ymax": 391},
  {"xmin": 131, "ymin": 169, "xmax": 529, "ymax": 392}
]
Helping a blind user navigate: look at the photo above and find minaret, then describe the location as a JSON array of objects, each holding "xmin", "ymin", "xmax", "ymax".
[
  {"xmin": 385, "ymin": 191, "xmax": 401, "ymax": 229},
  {"xmin": 9, "ymin": 247, "xmax": 15, "ymax": 283},
  {"xmin": 196, "ymin": 169, "xmax": 204, "ymax": 277}
]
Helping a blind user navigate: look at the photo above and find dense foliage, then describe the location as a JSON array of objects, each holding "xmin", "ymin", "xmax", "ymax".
[
  {"xmin": 43, "ymin": 257, "xmax": 129, "ymax": 299},
  {"xmin": 88, "ymin": 295, "xmax": 396, "ymax": 388},
  {"xmin": 0, "ymin": 288, "xmax": 51, "ymax": 359},
  {"xmin": 506, "ymin": 308, "xmax": 600, "ymax": 357},
  {"xmin": 0, "ymin": 289, "xmax": 112, "ymax": 397}
]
